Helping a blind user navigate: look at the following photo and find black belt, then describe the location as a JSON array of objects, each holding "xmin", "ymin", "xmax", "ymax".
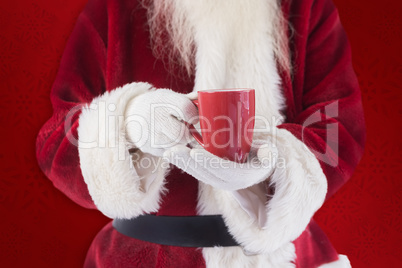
[{"xmin": 113, "ymin": 214, "xmax": 239, "ymax": 247}]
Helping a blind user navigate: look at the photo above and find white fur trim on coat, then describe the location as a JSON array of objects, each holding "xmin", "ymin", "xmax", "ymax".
[
  {"xmin": 202, "ymin": 243, "xmax": 296, "ymax": 268},
  {"xmin": 77, "ymin": 82, "xmax": 170, "ymax": 219},
  {"xmin": 319, "ymin": 255, "xmax": 351, "ymax": 268},
  {"xmin": 179, "ymin": 0, "xmax": 328, "ymax": 259}
]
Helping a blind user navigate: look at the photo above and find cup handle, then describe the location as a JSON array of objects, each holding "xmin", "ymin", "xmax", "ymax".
[{"xmin": 185, "ymin": 99, "xmax": 204, "ymax": 147}]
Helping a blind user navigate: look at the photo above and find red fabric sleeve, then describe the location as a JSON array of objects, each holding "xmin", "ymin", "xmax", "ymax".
[
  {"xmin": 36, "ymin": 0, "xmax": 108, "ymax": 209},
  {"xmin": 279, "ymin": 0, "xmax": 366, "ymax": 200}
]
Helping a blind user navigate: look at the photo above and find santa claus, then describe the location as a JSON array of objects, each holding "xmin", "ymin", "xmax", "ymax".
[{"xmin": 36, "ymin": 0, "xmax": 366, "ymax": 267}]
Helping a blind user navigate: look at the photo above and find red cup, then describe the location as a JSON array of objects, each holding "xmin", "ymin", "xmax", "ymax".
[{"xmin": 186, "ymin": 89, "xmax": 255, "ymax": 163}]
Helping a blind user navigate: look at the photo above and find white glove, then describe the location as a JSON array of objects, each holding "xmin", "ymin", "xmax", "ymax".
[
  {"xmin": 125, "ymin": 88, "xmax": 198, "ymax": 157},
  {"xmin": 163, "ymin": 140, "xmax": 278, "ymax": 191}
]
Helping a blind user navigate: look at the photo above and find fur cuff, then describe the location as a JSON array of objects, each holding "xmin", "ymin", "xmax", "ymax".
[
  {"xmin": 78, "ymin": 82, "xmax": 169, "ymax": 219},
  {"xmin": 198, "ymin": 128, "xmax": 327, "ymax": 254}
]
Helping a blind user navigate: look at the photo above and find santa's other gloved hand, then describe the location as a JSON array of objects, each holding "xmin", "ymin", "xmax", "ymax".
[
  {"xmin": 125, "ymin": 89, "xmax": 198, "ymax": 157},
  {"xmin": 163, "ymin": 140, "xmax": 278, "ymax": 191}
]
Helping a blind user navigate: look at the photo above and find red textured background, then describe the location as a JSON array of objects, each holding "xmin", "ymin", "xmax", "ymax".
[{"xmin": 0, "ymin": 0, "xmax": 401, "ymax": 267}]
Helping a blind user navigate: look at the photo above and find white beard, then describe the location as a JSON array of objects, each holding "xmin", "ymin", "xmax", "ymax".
[{"xmin": 145, "ymin": 0, "xmax": 289, "ymax": 80}]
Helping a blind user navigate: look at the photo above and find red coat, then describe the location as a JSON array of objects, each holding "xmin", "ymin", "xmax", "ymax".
[{"xmin": 36, "ymin": 0, "xmax": 365, "ymax": 267}]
